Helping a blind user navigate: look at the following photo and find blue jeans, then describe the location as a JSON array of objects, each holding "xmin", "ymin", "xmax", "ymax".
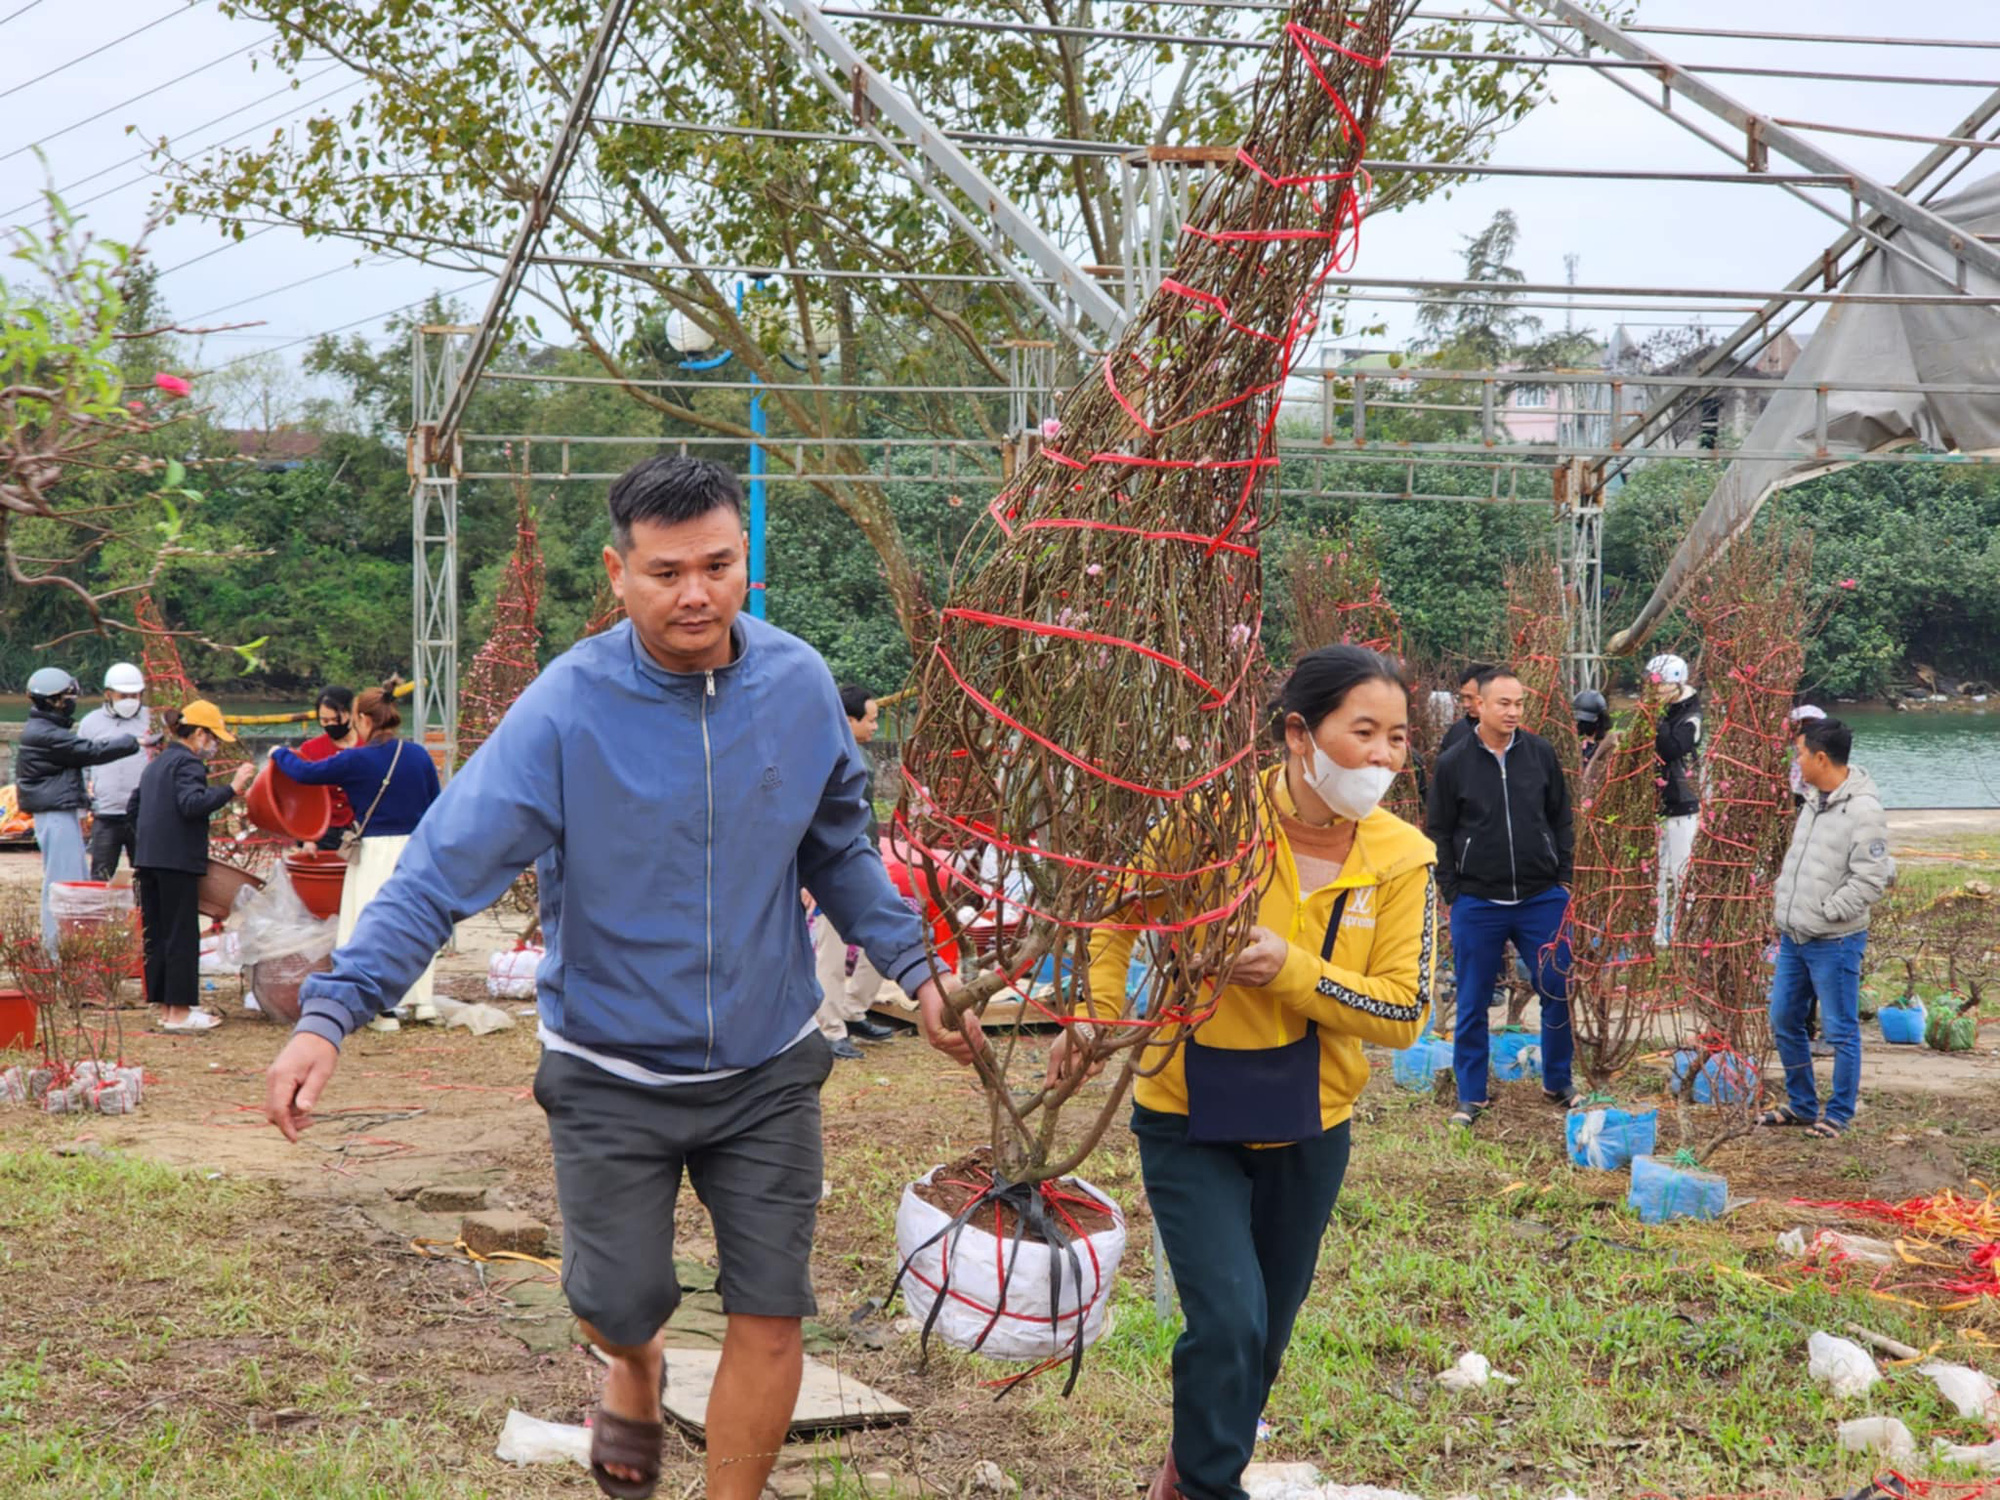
[
  {"xmin": 1450, "ymin": 886, "xmax": 1573, "ymax": 1106},
  {"xmin": 1134, "ymin": 1107, "xmax": 1350, "ymax": 1500},
  {"xmin": 1768, "ymin": 932, "xmax": 1865, "ymax": 1128},
  {"xmin": 32, "ymin": 810, "xmax": 88, "ymax": 956}
]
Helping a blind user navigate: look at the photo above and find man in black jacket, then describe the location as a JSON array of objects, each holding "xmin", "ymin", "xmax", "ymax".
[
  {"xmin": 1645, "ymin": 653, "xmax": 1702, "ymax": 947},
  {"xmin": 17, "ymin": 667, "xmax": 140, "ymax": 954},
  {"xmin": 1436, "ymin": 662, "xmax": 1494, "ymax": 760},
  {"xmin": 1426, "ymin": 666, "xmax": 1579, "ymax": 1126}
]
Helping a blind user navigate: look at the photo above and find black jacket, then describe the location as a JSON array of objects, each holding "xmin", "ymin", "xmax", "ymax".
[
  {"xmin": 15, "ymin": 707, "xmax": 139, "ymax": 814},
  {"xmin": 1654, "ymin": 690, "xmax": 1702, "ymax": 818},
  {"xmin": 1426, "ymin": 727, "xmax": 1574, "ymax": 905},
  {"xmin": 132, "ymin": 742, "xmax": 234, "ymax": 874},
  {"xmin": 1438, "ymin": 715, "xmax": 1478, "ymax": 758}
]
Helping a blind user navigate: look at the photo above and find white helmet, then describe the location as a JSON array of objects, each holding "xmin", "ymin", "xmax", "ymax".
[
  {"xmin": 1645, "ymin": 653, "xmax": 1689, "ymax": 686},
  {"xmin": 104, "ymin": 662, "xmax": 145, "ymax": 694}
]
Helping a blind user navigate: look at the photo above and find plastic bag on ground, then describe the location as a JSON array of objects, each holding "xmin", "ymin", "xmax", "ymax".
[
  {"xmin": 494, "ymin": 1409, "xmax": 592, "ymax": 1469},
  {"xmin": 434, "ymin": 995, "xmax": 516, "ymax": 1036},
  {"xmin": 1934, "ymin": 1437, "xmax": 2000, "ymax": 1473},
  {"xmin": 486, "ymin": 945, "xmax": 543, "ymax": 999},
  {"xmin": 1776, "ymin": 1227, "xmax": 1895, "ymax": 1266},
  {"xmin": 1435, "ymin": 1350, "xmax": 1519, "ymax": 1392},
  {"xmin": 1837, "ymin": 1416, "xmax": 1914, "ymax": 1459},
  {"xmin": 1919, "ymin": 1360, "xmax": 2000, "ymax": 1421},
  {"xmin": 1807, "ymin": 1332, "xmax": 1880, "ymax": 1398},
  {"xmin": 198, "ymin": 929, "xmax": 241, "ymax": 977},
  {"xmin": 894, "ymin": 1166, "xmax": 1126, "ymax": 1362},
  {"xmin": 1567, "ymin": 1107, "xmax": 1657, "ymax": 1170}
]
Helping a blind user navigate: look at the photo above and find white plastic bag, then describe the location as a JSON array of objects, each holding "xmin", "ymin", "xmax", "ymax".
[
  {"xmin": 893, "ymin": 1165, "xmax": 1125, "ymax": 1362},
  {"xmin": 1837, "ymin": 1416, "xmax": 1914, "ymax": 1459},
  {"xmin": 229, "ymin": 868, "xmax": 338, "ymax": 967},
  {"xmin": 435, "ymin": 995, "xmax": 517, "ymax": 1036},
  {"xmin": 1934, "ymin": 1437, "xmax": 2000, "ymax": 1473},
  {"xmin": 1920, "ymin": 1360, "xmax": 2000, "ymax": 1421},
  {"xmin": 1776, "ymin": 1227, "xmax": 1895, "ymax": 1266},
  {"xmin": 198, "ymin": 929, "xmax": 241, "ymax": 977},
  {"xmin": 493, "ymin": 1409, "xmax": 592, "ymax": 1469},
  {"xmin": 1435, "ymin": 1351, "xmax": 1519, "ymax": 1392},
  {"xmin": 1807, "ymin": 1332, "xmax": 1880, "ymax": 1398},
  {"xmin": 486, "ymin": 945, "xmax": 544, "ymax": 999}
]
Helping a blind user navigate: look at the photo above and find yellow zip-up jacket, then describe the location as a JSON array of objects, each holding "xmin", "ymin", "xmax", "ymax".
[{"xmin": 1085, "ymin": 769, "xmax": 1438, "ymax": 1134}]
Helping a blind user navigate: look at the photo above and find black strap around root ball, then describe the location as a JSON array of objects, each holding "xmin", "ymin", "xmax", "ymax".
[{"xmin": 887, "ymin": 1169, "xmax": 1091, "ymax": 1400}]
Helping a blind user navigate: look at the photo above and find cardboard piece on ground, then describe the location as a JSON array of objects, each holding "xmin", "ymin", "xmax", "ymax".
[
  {"xmin": 868, "ymin": 979, "xmax": 1056, "ymax": 1030},
  {"xmin": 649, "ymin": 1348, "xmax": 910, "ymax": 1437}
]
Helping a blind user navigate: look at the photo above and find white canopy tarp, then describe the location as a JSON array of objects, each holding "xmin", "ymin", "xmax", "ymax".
[{"xmin": 1609, "ymin": 172, "xmax": 2000, "ymax": 654}]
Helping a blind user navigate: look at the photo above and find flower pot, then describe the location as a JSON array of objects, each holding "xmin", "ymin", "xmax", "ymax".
[
  {"xmin": 246, "ymin": 760, "xmax": 333, "ymax": 843},
  {"xmin": 197, "ymin": 859, "xmax": 264, "ymax": 922},
  {"xmin": 281, "ymin": 851, "xmax": 348, "ymax": 921}
]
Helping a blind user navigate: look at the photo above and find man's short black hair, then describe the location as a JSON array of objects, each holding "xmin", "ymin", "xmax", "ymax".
[
  {"xmin": 608, "ymin": 457, "xmax": 742, "ymax": 550},
  {"xmin": 838, "ymin": 683, "xmax": 874, "ymax": 722},
  {"xmin": 1475, "ymin": 664, "xmax": 1519, "ymax": 690},
  {"xmin": 1459, "ymin": 661, "xmax": 1497, "ymax": 688},
  {"xmin": 1798, "ymin": 716, "xmax": 1852, "ymax": 766}
]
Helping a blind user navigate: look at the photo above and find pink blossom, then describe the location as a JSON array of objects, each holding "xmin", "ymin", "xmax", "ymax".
[
  {"xmin": 1838, "ymin": 578, "xmax": 1858, "ymax": 590},
  {"xmin": 1173, "ymin": 735, "xmax": 1192, "ymax": 753},
  {"xmin": 1228, "ymin": 622, "xmax": 1253, "ymax": 648},
  {"xmin": 153, "ymin": 373, "xmax": 191, "ymax": 399},
  {"xmin": 1040, "ymin": 417, "xmax": 1062, "ymax": 439},
  {"xmin": 126, "ymin": 401, "xmax": 144, "ymax": 413},
  {"xmin": 1084, "ymin": 563, "xmax": 1103, "ymax": 577}
]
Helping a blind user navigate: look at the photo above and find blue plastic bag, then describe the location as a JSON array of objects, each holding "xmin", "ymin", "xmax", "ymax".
[
  {"xmin": 1391, "ymin": 1037, "xmax": 1454, "ymax": 1091},
  {"xmin": 1628, "ymin": 1154, "xmax": 1728, "ymax": 1224},
  {"xmin": 1566, "ymin": 1107, "xmax": 1658, "ymax": 1170},
  {"xmin": 1670, "ymin": 1048, "xmax": 1761, "ymax": 1105},
  {"xmin": 1490, "ymin": 1029, "xmax": 1542, "ymax": 1082},
  {"xmin": 1879, "ymin": 1003, "xmax": 1926, "ymax": 1046}
]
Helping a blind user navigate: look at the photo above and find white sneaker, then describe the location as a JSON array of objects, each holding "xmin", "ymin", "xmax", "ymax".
[
  {"xmin": 365, "ymin": 1015, "xmax": 401, "ymax": 1033},
  {"xmin": 163, "ymin": 1010, "xmax": 221, "ymax": 1033},
  {"xmin": 408, "ymin": 1003, "xmax": 439, "ymax": 1024}
]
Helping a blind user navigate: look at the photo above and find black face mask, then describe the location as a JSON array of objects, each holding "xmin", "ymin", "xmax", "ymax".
[{"xmin": 322, "ymin": 718, "xmax": 351, "ymax": 738}]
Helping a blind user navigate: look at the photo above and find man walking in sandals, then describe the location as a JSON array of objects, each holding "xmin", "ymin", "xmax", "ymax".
[{"xmin": 262, "ymin": 457, "xmax": 973, "ymax": 1499}]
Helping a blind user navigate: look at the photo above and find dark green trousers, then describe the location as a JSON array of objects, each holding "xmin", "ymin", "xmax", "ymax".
[{"xmin": 1132, "ymin": 1105, "xmax": 1352, "ymax": 1500}]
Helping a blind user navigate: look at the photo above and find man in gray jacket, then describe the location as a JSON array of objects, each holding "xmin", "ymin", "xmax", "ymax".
[{"xmin": 1764, "ymin": 717, "xmax": 1894, "ymax": 1139}]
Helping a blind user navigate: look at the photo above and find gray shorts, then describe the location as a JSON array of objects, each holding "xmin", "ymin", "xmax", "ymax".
[{"xmin": 532, "ymin": 1032, "xmax": 835, "ymax": 1349}]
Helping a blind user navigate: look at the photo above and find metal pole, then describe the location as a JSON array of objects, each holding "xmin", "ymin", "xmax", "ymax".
[{"xmin": 749, "ymin": 379, "xmax": 768, "ymax": 619}]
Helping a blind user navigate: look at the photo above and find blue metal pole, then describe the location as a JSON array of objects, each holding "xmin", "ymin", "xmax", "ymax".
[{"xmin": 749, "ymin": 377, "xmax": 767, "ymax": 619}]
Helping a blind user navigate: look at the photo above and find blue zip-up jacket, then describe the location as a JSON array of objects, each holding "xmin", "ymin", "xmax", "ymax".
[{"xmin": 294, "ymin": 616, "xmax": 930, "ymax": 1071}]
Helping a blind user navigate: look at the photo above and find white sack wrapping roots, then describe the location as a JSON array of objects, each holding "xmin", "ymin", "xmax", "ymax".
[
  {"xmin": 894, "ymin": 1166, "xmax": 1126, "ymax": 1363},
  {"xmin": 487, "ymin": 946, "xmax": 544, "ymax": 999}
]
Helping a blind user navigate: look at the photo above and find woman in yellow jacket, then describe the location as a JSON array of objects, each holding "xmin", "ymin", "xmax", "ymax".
[{"xmin": 1053, "ymin": 645, "xmax": 1437, "ymax": 1500}]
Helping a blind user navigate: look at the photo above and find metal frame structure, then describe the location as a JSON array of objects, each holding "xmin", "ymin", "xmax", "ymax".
[{"xmin": 398, "ymin": 0, "xmax": 2000, "ymax": 734}]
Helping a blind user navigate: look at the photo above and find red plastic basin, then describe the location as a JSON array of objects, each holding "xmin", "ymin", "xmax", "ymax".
[
  {"xmin": 247, "ymin": 759, "xmax": 333, "ymax": 843},
  {"xmin": 282, "ymin": 850, "xmax": 348, "ymax": 921}
]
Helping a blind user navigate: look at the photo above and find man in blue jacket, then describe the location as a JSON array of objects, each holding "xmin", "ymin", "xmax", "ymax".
[{"xmin": 263, "ymin": 457, "xmax": 973, "ymax": 1500}]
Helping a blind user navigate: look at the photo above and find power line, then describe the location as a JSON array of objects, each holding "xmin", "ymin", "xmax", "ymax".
[
  {"xmin": 0, "ymin": 33, "xmax": 277, "ymax": 165},
  {"xmin": 153, "ymin": 224, "xmax": 280, "ymax": 277},
  {"xmin": 0, "ymin": 0, "xmax": 50, "ymax": 26},
  {"xmin": 182, "ymin": 255, "xmax": 392, "ymax": 323},
  {"xmin": 3, "ymin": 70, "xmax": 358, "ymax": 223},
  {"xmin": 0, "ymin": 2, "xmax": 201, "ymax": 104},
  {"xmin": 205, "ymin": 281, "xmax": 486, "ymax": 373}
]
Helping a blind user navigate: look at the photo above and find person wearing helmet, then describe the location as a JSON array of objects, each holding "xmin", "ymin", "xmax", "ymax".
[
  {"xmin": 1572, "ymin": 689, "xmax": 1611, "ymax": 766},
  {"xmin": 76, "ymin": 663, "xmax": 154, "ymax": 880},
  {"xmin": 15, "ymin": 665, "xmax": 141, "ymax": 953},
  {"xmin": 1644, "ymin": 653, "xmax": 1702, "ymax": 947}
]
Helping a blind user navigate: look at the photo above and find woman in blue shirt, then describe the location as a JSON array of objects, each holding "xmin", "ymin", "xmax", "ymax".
[{"xmin": 270, "ymin": 686, "xmax": 442, "ymax": 1027}]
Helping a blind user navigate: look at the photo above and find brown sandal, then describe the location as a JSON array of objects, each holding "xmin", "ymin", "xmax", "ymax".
[{"xmin": 589, "ymin": 1405, "xmax": 664, "ymax": 1500}]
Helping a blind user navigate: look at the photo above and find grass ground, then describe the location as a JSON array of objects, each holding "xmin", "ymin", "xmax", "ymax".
[{"xmin": 0, "ymin": 837, "xmax": 1996, "ymax": 1499}]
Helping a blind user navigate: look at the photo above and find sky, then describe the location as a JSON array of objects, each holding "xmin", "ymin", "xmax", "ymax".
[{"xmin": 1, "ymin": 0, "xmax": 1995, "ymax": 427}]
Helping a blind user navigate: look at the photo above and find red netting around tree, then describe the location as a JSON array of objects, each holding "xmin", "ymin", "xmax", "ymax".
[
  {"xmin": 899, "ymin": 0, "xmax": 1398, "ymax": 1183},
  {"xmin": 457, "ymin": 478, "xmax": 544, "ymax": 767}
]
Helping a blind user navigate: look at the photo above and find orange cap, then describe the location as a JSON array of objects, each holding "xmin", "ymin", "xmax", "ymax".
[{"xmin": 178, "ymin": 699, "xmax": 237, "ymax": 744}]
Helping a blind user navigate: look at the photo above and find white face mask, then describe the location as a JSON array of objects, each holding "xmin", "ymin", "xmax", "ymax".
[
  {"xmin": 1303, "ymin": 742, "xmax": 1396, "ymax": 822},
  {"xmin": 109, "ymin": 697, "xmax": 142, "ymax": 719}
]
